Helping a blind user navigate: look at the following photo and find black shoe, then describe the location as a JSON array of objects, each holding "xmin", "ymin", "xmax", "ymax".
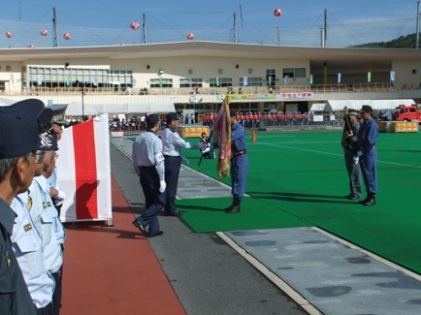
[
  {"xmin": 344, "ymin": 194, "xmax": 360, "ymax": 200},
  {"xmin": 223, "ymin": 205, "xmax": 234, "ymax": 212},
  {"xmin": 362, "ymin": 197, "xmax": 376, "ymax": 206},
  {"xmin": 165, "ymin": 211, "xmax": 181, "ymax": 217},
  {"xmin": 149, "ymin": 231, "xmax": 164, "ymax": 237},
  {"xmin": 132, "ymin": 219, "xmax": 148, "ymax": 236},
  {"xmin": 226, "ymin": 205, "xmax": 241, "ymax": 213}
]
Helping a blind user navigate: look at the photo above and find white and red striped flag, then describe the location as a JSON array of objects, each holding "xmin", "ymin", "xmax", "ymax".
[{"xmin": 57, "ymin": 114, "xmax": 112, "ymax": 224}]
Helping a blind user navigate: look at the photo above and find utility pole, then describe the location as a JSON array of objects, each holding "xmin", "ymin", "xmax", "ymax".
[
  {"xmin": 416, "ymin": 1, "xmax": 420, "ymax": 49},
  {"xmin": 324, "ymin": 9, "xmax": 327, "ymax": 47},
  {"xmin": 52, "ymin": 7, "xmax": 58, "ymax": 47},
  {"xmin": 81, "ymin": 85, "xmax": 85, "ymax": 120},
  {"xmin": 233, "ymin": 13, "xmax": 237, "ymax": 43},
  {"xmin": 142, "ymin": 13, "xmax": 147, "ymax": 44}
]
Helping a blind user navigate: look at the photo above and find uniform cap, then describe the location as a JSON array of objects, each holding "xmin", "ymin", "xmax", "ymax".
[
  {"xmin": 360, "ymin": 105, "xmax": 373, "ymax": 114},
  {"xmin": 0, "ymin": 99, "xmax": 52, "ymax": 159},
  {"xmin": 166, "ymin": 112, "xmax": 179, "ymax": 122},
  {"xmin": 229, "ymin": 108, "xmax": 237, "ymax": 117},
  {"xmin": 34, "ymin": 131, "xmax": 58, "ymax": 152},
  {"xmin": 348, "ymin": 109, "xmax": 359, "ymax": 116},
  {"xmin": 146, "ymin": 113, "xmax": 159, "ymax": 125},
  {"xmin": 51, "ymin": 119, "xmax": 70, "ymax": 127}
]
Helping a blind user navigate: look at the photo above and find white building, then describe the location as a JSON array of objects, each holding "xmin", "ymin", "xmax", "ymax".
[{"xmin": 1, "ymin": 41, "xmax": 420, "ymax": 116}]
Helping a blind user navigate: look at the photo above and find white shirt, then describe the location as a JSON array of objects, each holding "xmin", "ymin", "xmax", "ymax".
[
  {"xmin": 161, "ymin": 127, "xmax": 193, "ymax": 156},
  {"xmin": 29, "ymin": 176, "xmax": 64, "ymax": 274},
  {"xmin": 11, "ymin": 196, "xmax": 55, "ymax": 308}
]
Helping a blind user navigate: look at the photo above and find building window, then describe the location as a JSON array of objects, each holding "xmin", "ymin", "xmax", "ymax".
[
  {"xmin": 283, "ymin": 68, "xmax": 294, "ymax": 78},
  {"xmin": 150, "ymin": 78, "xmax": 173, "ymax": 88},
  {"xmin": 27, "ymin": 66, "xmax": 133, "ymax": 89},
  {"xmin": 239, "ymin": 76, "xmax": 263, "ymax": 86},
  {"xmin": 295, "ymin": 68, "xmax": 306, "ymax": 78},
  {"xmin": 180, "ymin": 78, "xmax": 203, "ymax": 87},
  {"xmin": 209, "ymin": 77, "xmax": 232, "ymax": 87},
  {"xmin": 282, "ymin": 67, "xmax": 306, "ymax": 79},
  {"xmin": 266, "ymin": 69, "xmax": 276, "ymax": 86}
]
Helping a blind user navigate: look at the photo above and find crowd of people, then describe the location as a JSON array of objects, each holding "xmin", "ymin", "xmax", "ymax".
[
  {"xmin": 109, "ymin": 115, "xmax": 168, "ymax": 131},
  {"xmin": 0, "ymin": 99, "xmax": 67, "ymax": 314},
  {"xmin": 200, "ymin": 111, "xmax": 331, "ymax": 128},
  {"xmin": 108, "ymin": 110, "xmax": 336, "ymax": 133}
]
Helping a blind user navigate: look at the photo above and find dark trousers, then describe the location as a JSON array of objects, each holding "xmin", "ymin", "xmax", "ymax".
[
  {"xmin": 164, "ymin": 156, "xmax": 182, "ymax": 214},
  {"xmin": 139, "ymin": 166, "xmax": 165, "ymax": 234},
  {"xmin": 360, "ymin": 149, "xmax": 378, "ymax": 195},
  {"xmin": 51, "ymin": 265, "xmax": 63, "ymax": 315},
  {"xmin": 344, "ymin": 151, "xmax": 362, "ymax": 196},
  {"xmin": 231, "ymin": 154, "xmax": 248, "ymax": 199}
]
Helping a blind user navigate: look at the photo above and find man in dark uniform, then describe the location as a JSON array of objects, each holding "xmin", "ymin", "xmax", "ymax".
[
  {"xmin": 225, "ymin": 109, "xmax": 249, "ymax": 213},
  {"xmin": 161, "ymin": 112, "xmax": 201, "ymax": 217},
  {"xmin": 132, "ymin": 114, "xmax": 166, "ymax": 237},
  {"xmin": 341, "ymin": 109, "xmax": 362, "ymax": 200},
  {"xmin": 0, "ymin": 99, "xmax": 53, "ymax": 315},
  {"xmin": 356, "ymin": 105, "xmax": 379, "ymax": 206}
]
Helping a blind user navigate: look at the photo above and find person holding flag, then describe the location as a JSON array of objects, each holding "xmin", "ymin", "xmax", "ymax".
[{"xmin": 214, "ymin": 95, "xmax": 249, "ymax": 213}]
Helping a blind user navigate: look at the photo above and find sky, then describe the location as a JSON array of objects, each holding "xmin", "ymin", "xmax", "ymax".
[{"xmin": 0, "ymin": 0, "xmax": 419, "ymax": 49}]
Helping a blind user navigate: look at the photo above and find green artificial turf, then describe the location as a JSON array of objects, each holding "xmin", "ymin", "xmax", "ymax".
[{"xmin": 174, "ymin": 130, "xmax": 421, "ymax": 274}]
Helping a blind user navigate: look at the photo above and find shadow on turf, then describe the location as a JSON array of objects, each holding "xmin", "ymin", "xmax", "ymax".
[
  {"xmin": 176, "ymin": 204, "xmax": 226, "ymax": 212},
  {"xmin": 248, "ymin": 191, "xmax": 356, "ymax": 204}
]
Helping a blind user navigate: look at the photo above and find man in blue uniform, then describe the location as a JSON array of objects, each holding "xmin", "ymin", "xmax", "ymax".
[
  {"xmin": 0, "ymin": 99, "xmax": 52, "ymax": 315},
  {"xmin": 356, "ymin": 105, "xmax": 379, "ymax": 206},
  {"xmin": 132, "ymin": 114, "xmax": 166, "ymax": 237},
  {"xmin": 225, "ymin": 109, "xmax": 248, "ymax": 213}
]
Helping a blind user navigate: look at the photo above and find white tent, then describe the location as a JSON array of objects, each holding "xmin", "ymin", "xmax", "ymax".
[
  {"xmin": 1, "ymin": 97, "xmax": 175, "ymax": 115},
  {"xmin": 63, "ymin": 101, "xmax": 175, "ymax": 116},
  {"xmin": 327, "ymin": 100, "xmax": 415, "ymax": 112},
  {"xmin": 309, "ymin": 103, "xmax": 332, "ymax": 112}
]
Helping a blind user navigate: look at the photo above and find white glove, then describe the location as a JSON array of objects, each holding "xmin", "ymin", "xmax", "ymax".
[
  {"xmin": 353, "ymin": 156, "xmax": 359, "ymax": 165},
  {"xmin": 181, "ymin": 156, "xmax": 190, "ymax": 165},
  {"xmin": 159, "ymin": 180, "xmax": 166, "ymax": 193},
  {"xmin": 202, "ymin": 143, "xmax": 211, "ymax": 153}
]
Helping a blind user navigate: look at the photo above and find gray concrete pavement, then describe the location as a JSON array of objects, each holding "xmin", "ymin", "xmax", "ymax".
[{"xmin": 110, "ymin": 143, "xmax": 308, "ymax": 315}]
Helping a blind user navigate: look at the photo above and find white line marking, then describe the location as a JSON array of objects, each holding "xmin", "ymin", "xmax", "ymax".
[
  {"xmin": 258, "ymin": 141, "xmax": 421, "ymax": 169},
  {"xmin": 312, "ymin": 227, "xmax": 421, "ymax": 282}
]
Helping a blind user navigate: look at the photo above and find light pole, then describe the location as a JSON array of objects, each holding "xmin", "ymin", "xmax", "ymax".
[{"xmin": 81, "ymin": 85, "xmax": 85, "ymax": 120}]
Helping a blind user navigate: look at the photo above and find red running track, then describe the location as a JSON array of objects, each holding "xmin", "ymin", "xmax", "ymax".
[{"xmin": 60, "ymin": 176, "xmax": 186, "ymax": 315}]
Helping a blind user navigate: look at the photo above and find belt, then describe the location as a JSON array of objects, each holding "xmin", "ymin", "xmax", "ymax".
[
  {"xmin": 232, "ymin": 150, "xmax": 246, "ymax": 157},
  {"xmin": 140, "ymin": 166, "xmax": 155, "ymax": 169},
  {"xmin": 36, "ymin": 302, "xmax": 53, "ymax": 315},
  {"xmin": 163, "ymin": 155, "xmax": 181, "ymax": 159}
]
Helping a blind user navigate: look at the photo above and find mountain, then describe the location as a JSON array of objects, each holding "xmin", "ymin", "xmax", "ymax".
[{"xmin": 352, "ymin": 33, "xmax": 419, "ymax": 49}]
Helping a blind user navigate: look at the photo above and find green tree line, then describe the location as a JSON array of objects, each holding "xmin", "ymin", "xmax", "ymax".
[{"xmin": 353, "ymin": 33, "xmax": 419, "ymax": 48}]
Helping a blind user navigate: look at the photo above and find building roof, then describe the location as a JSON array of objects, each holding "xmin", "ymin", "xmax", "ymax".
[{"xmin": 1, "ymin": 41, "xmax": 420, "ymax": 70}]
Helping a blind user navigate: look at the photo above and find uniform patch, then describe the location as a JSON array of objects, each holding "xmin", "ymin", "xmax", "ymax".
[
  {"xmin": 27, "ymin": 196, "xmax": 32, "ymax": 210},
  {"xmin": 24, "ymin": 224, "xmax": 32, "ymax": 232}
]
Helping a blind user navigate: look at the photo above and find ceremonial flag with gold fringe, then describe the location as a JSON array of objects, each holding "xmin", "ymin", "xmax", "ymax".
[{"xmin": 214, "ymin": 93, "xmax": 232, "ymax": 178}]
